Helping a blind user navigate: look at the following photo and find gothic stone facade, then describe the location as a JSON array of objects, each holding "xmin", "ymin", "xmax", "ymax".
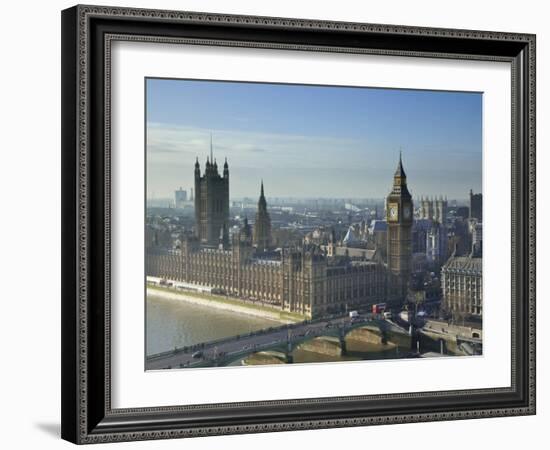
[
  {"xmin": 146, "ymin": 235, "xmax": 386, "ymax": 319},
  {"xmin": 147, "ymin": 155, "xmax": 411, "ymax": 318},
  {"xmin": 386, "ymin": 154, "xmax": 413, "ymax": 303},
  {"xmin": 194, "ymin": 156, "xmax": 229, "ymax": 246},
  {"xmin": 418, "ymin": 196, "xmax": 448, "ymax": 223},
  {"xmin": 253, "ymin": 181, "xmax": 271, "ymax": 251}
]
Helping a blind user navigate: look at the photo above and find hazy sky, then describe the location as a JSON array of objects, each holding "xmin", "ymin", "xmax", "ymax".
[{"xmin": 146, "ymin": 78, "xmax": 482, "ymax": 200}]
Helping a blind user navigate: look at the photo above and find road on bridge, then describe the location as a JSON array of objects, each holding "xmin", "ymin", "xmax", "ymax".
[{"xmin": 146, "ymin": 314, "xmax": 379, "ymax": 370}]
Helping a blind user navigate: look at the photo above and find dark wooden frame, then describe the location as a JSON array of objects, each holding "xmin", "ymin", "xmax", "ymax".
[{"xmin": 61, "ymin": 4, "xmax": 536, "ymax": 444}]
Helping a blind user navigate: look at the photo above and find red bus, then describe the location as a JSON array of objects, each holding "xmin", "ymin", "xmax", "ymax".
[{"xmin": 372, "ymin": 303, "xmax": 387, "ymax": 314}]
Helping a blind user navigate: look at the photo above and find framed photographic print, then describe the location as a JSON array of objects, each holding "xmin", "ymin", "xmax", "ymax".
[{"xmin": 61, "ymin": 4, "xmax": 536, "ymax": 444}]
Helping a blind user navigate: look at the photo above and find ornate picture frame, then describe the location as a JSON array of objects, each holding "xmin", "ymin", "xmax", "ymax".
[{"xmin": 61, "ymin": 4, "xmax": 536, "ymax": 444}]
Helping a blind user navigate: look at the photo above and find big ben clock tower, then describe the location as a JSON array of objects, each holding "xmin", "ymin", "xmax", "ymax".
[{"xmin": 386, "ymin": 153, "xmax": 413, "ymax": 304}]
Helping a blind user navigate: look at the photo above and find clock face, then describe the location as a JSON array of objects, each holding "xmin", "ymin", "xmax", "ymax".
[
  {"xmin": 403, "ymin": 205, "xmax": 411, "ymax": 219},
  {"xmin": 388, "ymin": 204, "xmax": 398, "ymax": 220}
]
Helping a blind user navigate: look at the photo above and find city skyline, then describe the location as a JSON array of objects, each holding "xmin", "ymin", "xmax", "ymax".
[
  {"xmin": 146, "ymin": 78, "xmax": 482, "ymax": 200},
  {"xmin": 146, "ymin": 151, "xmax": 483, "ymax": 369}
]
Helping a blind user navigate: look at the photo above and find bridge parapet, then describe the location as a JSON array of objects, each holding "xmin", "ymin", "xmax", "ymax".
[{"xmin": 146, "ymin": 316, "xmax": 411, "ymax": 370}]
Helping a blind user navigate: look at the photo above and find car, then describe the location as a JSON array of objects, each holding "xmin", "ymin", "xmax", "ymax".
[{"xmin": 191, "ymin": 351, "xmax": 203, "ymax": 359}]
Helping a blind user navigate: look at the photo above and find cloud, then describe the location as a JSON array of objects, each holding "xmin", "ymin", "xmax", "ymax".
[
  {"xmin": 145, "ymin": 122, "xmax": 481, "ymax": 199},
  {"xmin": 146, "ymin": 122, "xmax": 374, "ymax": 170}
]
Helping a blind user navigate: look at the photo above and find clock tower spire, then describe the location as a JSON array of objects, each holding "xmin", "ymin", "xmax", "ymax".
[{"xmin": 386, "ymin": 152, "xmax": 413, "ymax": 304}]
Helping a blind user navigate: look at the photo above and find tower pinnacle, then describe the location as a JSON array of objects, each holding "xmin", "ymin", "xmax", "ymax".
[
  {"xmin": 195, "ymin": 157, "xmax": 200, "ymax": 175},
  {"xmin": 223, "ymin": 156, "xmax": 229, "ymax": 178},
  {"xmin": 210, "ymin": 133, "xmax": 213, "ymax": 163},
  {"xmin": 394, "ymin": 150, "xmax": 406, "ymax": 178},
  {"xmin": 254, "ymin": 180, "xmax": 271, "ymax": 252}
]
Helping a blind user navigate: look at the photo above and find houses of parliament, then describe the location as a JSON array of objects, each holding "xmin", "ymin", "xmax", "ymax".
[{"xmin": 146, "ymin": 155, "xmax": 413, "ymax": 318}]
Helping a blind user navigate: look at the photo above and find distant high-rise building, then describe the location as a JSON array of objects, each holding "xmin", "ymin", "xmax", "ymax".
[
  {"xmin": 194, "ymin": 140, "xmax": 229, "ymax": 246},
  {"xmin": 469, "ymin": 189, "xmax": 482, "ymax": 220},
  {"xmin": 386, "ymin": 153, "xmax": 413, "ymax": 303},
  {"xmin": 253, "ymin": 181, "xmax": 272, "ymax": 252},
  {"xmin": 174, "ymin": 187, "xmax": 187, "ymax": 208},
  {"xmin": 189, "ymin": 188, "xmax": 194, "ymax": 202}
]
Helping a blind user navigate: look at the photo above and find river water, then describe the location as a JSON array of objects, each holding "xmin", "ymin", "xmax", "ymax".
[
  {"xmin": 147, "ymin": 294, "xmax": 407, "ymax": 364},
  {"xmin": 146, "ymin": 294, "xmax": 281, "ymax": 356}
]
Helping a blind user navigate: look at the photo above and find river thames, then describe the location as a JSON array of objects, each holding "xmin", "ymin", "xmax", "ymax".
[
  {"xmin": 147, "ymin": 294, "xmax": 405, "ymax": 364},
  {"xmin": 146, "ymin": 294, "xmax": 281, "ymax": 356}
]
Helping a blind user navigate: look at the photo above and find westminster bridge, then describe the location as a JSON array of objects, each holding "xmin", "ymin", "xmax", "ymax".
[{"xmin": 145, "ymin": 315, "xmax": 411, "ymax": 370}]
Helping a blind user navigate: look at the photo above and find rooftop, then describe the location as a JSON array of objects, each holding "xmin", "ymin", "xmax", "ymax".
[{"xmin": 443, "ymin": 256, "xmax": 482, "ymax": 273}]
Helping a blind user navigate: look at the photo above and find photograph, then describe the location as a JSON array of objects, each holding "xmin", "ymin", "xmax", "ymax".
[
  {"xmin": 57, "ymin": 3, "xmax": 537, "ymax": 445},
  {"xmin": 144, "ymin": 78, "xmax": 484, "ymax": 370}
]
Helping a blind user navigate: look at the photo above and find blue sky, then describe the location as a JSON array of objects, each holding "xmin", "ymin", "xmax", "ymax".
[{"xmin": 146, "ymin": 78, "xmax": 482, "ymax": 200}]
